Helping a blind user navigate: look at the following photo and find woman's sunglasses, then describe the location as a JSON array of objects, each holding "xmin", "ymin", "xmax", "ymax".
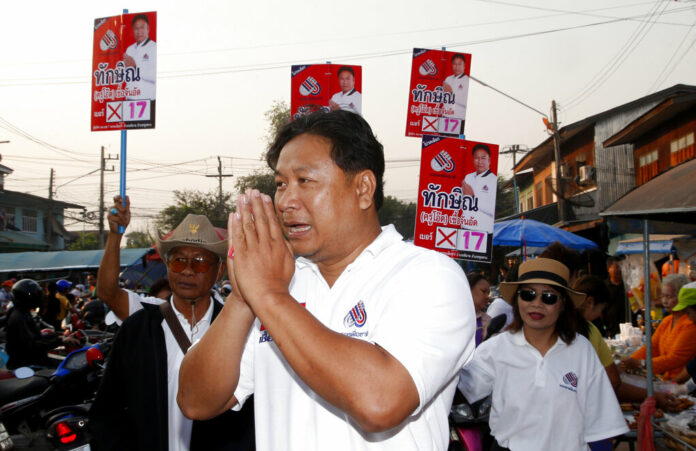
[
  {"xmin": 168, "ymin": 257, "xmax": 217, "ymax": 274},
  {"xmin": 517, "ymin": 288, "xmax": 560, "ymax": 305}
]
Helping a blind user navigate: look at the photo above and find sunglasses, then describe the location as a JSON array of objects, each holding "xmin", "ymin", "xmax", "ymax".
[
  {"xmin": 517, "ymin": 288, "xmax": 560, "ymax": 305},
  {"xmin": 168, "ymin": 256, "xmax": 218, "ymax": 274}
]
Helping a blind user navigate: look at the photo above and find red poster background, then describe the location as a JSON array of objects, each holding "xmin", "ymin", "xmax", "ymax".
[
  {"xmin": 290, "ymin": 64, "xmax": 362, "ymax": 118},
  {"xmin": 414, "ymin": 135, "xmax": 498, "ymax": 262},
  {"xmin": 91, "ymin": 11, "xmax": 157, "ymax": 131},
  {"xmin": 405, "ymin": 48, "xmax": 472, "ymax": 138}
]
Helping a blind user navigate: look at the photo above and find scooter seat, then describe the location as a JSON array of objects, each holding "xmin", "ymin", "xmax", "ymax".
[{"xmin": 0, "ymin": 376, "xmax": 50, "ymax": 407}]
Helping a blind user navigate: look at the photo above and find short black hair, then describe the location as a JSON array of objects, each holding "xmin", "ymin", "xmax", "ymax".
[
  {"xmin": 337, "ymin": 66, "xmax": 355, "ymax": 78},
  {"xmin": 132, "ymin": 14, "xmax": 149, "ymax": 27},
  {"xmin": 467, "ymin": 272, "xmax": 489, "ymax": 289},
  {"xmin": 606, "ymin": 256, "xmax": 623, "ymax": 268},
  {"xmin": 451, "ymin": 53, "xmax": 467, "ymax": 64},
  {"xmin": 573, "ymin": 275, "xmax": 610, "ymax": 306},
  {"xmin": 472, "ymin": 143, "xmax": 491, "ymax": 157},
  {"xmin": 267, "ymin": 110, "xmax": 385, "ymax": 209}
]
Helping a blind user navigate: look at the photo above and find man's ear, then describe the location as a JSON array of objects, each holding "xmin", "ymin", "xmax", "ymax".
[{"xmin": 354, "ymin": 170, "xmax": 377, "ymax": 210}]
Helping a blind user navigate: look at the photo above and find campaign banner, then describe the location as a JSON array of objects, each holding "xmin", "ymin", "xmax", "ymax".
[
  {"xmin": 91, "ymin": 11, "xmax": 157, "ymax": 131},
  {"xmin": 291, "ymin": 64, "xmax": 362, "ymax": 118},
  {"xmin": 414, "ymin": 135, "xmax": 498, "ymax": 262},
  {"xmin": 405, "ymin": 48, "xmax": 472, "ymax": 138}
]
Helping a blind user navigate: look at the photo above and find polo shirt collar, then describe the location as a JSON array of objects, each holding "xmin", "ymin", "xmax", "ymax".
[
  {"xmin": 295, "ymin": 225, "xmax": 403, "ymax": 271},
  {"xmin": 476, "ymin": 169, "xmax": 492, "ymax": 178},
  {"xmin": 508, "ymin": 329, "xmax": 567, "ymax": 351}
]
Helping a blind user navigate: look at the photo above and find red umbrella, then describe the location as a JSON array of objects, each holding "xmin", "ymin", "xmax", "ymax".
[{"xmin": 146, "ymin": 227, "xmax": 227, "ymax": 261}]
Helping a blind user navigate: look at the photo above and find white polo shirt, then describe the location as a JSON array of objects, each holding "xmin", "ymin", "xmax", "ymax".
[
  {"xmin": 233, "ymin": 225, "xmax": 476, "ymax": 451},
  {"xmin": 463, "ymin": 169, "xmax": 497, "ymax": 232},
  {"xmin": 127, "ymin": 291, "xmax": 216, "ymax": 451},
  {"xmin": 458, "ymin": 330, "xmax": 628, "ymax": 450},
  {"xmin": 125, "ymin": 38, "xmax": 156, "ymax": 100},
  {"xmin": 330, "ymin": 89, "xmax": 362, "ymax": 115},
  {"xmin": 443, "ymin": 73, "xmax": 469, "ymax": 119}
]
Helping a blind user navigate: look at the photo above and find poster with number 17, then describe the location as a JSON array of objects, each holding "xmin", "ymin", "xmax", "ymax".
[
  {"xmin": 91, "ymin": 11, "xmax": 157, "ymax": 131},
  {"xmin": 414, "ymin": 135, "xmax": 498, "ymax": 263}
]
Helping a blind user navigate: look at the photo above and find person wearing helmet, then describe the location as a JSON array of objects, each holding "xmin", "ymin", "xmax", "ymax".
[
  {"xmin": 6, "ymin": 279, "xmax": 78, "ymax": 369},
  {"xmin": 54, "ymin": 279, "xmax": 78, "ymax": 330}
]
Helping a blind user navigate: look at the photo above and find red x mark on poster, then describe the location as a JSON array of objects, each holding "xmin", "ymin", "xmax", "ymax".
[
  {"xmin": 422, "ymin": 116, "xmax": 438, "ymax": 132},
  {"xmin": 436, "ymin": 228, "xmax": 457, "ymax": 248},
  {"xmin": 107, "ymin": 103, "xmax": 122, "ymax": 121}
]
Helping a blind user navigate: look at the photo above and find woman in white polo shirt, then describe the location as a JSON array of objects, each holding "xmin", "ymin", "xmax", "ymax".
[{"xmin": 458, "ymin": 258, "xmax": 628, "ymax": 451}]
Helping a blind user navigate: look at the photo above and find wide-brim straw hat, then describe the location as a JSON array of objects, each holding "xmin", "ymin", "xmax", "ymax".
[
  {"xmin": 156, "ymin": 214, "xmax": 227, "ymax": 261},
  {"xmin": 499, "ymin": 258, "xmax": 587, "ymax": 308}
]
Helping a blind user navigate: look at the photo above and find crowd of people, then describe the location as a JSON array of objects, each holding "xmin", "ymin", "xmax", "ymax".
[{"xmin": 1, "ymin": 110, "xmax": 695, "ymax": 450}]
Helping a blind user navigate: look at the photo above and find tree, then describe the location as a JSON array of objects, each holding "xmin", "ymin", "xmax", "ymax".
[
  {"xmin": 495, "ymin": 175, "xmax": 516, "ymax": 219},
  {"xmin": 234, "ymin": 169, "xmax": 276, "ymax": 198},
  {"xmin": 156, "ymin": 190, "xmax": 233, "ymax": 231},
  {"xmin": 68, "ymin": 232, "xmax": 100, "ymax": 250},
  {"xmin": 378, "ymin": 196, "xmax": 417, "ymax": 240},
  {"xmin": 125, "ymin": 230, "xmax": 155, "ymax": 249},
  {"xmin": 263, "ymin": 100, "xmax": 291, "ymax": 146}
]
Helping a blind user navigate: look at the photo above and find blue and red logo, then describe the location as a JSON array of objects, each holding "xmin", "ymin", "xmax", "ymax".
[
  {"xmin": 344, "ymin": 301, "xmax": 367, "ymax": 328},
  {"xmin": 562, "ymin": 372, "xmax": 578, "ymax": 388}
]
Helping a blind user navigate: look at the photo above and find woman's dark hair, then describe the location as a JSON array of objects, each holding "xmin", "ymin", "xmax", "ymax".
[
  {"xmin": 572, "ymin": 275, "xmax": 610, "ymax": 306},
  {"xmin": 507, "ymin": 284, "xmax": 579, "ymax": 344},
  {"xmin": 467, "ymin": 272, "xmax": 488, "ymax": 289},
  {"xmin": 148, "ymin": 278, "xmax": 170, "ymax": 298},
  {"xmin": 539, "ymin": 241, "xmax": 581, "ymax": 275},
  {"xmin": 266, "ymin": 110, "xmax": 385, "ymax": 209}
]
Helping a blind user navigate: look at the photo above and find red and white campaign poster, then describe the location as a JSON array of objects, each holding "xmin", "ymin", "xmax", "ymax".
[
  {"xmin": 91, "ymin": 11, "xmax": 157, "ymax": 131},
  {"xmin": 291, "ymin": 64, "xmax": 362, "ymax": 118},
  {"xmin": 405, "ymin": 48, "xmax": 472, "ymax": 138},
  {"xmin": 414, "ymin": 135, "xmax": 498, "ymax": 262}
]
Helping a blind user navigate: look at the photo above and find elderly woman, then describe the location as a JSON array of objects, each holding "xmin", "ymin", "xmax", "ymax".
[
  {"xmin": 623, "ymin": 273, "xmax": 696, "ymax": 380},
  {"xmin": 459, "ymin": 258, "xmax": 627, "ymax": 451}
]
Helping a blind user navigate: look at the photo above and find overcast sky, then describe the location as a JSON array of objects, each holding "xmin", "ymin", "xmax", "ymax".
[{"xmin": 1, "ymin": 0, "xmax": 694, "ymax": 233}]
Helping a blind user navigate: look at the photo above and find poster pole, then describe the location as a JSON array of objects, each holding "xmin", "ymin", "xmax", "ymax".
[{"xmin": 118, "ymin": 8, "xmax": 128, "ymax": 234}]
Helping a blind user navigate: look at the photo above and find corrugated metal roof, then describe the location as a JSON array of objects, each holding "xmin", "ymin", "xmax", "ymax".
[{"xmin": 0, "ymin": 248, "xmax": 151, "ymax": 272}]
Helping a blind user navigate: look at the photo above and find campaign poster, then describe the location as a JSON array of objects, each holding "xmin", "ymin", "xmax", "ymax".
[
  {"xmin": 291, "ymin": 64, "xmax": 362, "ymax": 118},
  {"xmin": 414, "ymin": 135, "xmax": 498, "ymax": 262},
  {"xmin": 91, "ymin": 11, "xmax": 157, "ymax": 131},
  {"xmin": 405, "ymin": 48, "xmax": 472, "ymax": 138}
]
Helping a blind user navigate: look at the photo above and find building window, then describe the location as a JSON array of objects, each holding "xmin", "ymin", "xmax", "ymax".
[
  {"xmin": 638, "ymin": 149, "xmax": 659, "ymax": 185},
  {"xmin": 534, "ymin": 182, "xmax": 542, "ymax": 208},
  {"xmin": 671, "ymin": 132, "xmax": 695, "ymax": 166},
  {"xmin": 22, "ymin": 209, "xmax": 38, "ymax": 233}
]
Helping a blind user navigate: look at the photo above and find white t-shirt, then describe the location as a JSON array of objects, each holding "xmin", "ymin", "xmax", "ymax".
[
  {"xmin": 463, "ymin": 169, "xmax": 497, "ymax": 232},
  {"xmin": 443, "ymin": 73, "xmax": 469, "ymax": 119},
  {"xmin": 233, "ymin": 225, "xmax": 476, "ymax": 451},
  {"xmin": 458, "ymin": 330, "xmax": 628, "ymax": 450},
  {"xmin": 330, "ymin": 89, "xmax": 362, "ymax": 115},
  {"xmin": 127, "ymin": 291, "xmax": 216, "ymax": 451},
  {"xmin": 125, "ymin": 38, "xmax": 156, "ymax": 100},
  {"xmin": 485, "ymin": 297, "xmax": 513, "ymax": 328}
]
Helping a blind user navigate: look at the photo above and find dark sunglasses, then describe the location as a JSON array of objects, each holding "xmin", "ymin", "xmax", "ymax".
[
  {"xmin": 168, "ymin": 257, "xmax": 218, "ymax": 274},
  {"xmin": 517, "ymin": 288, "xmax": 560, "ymax": 305}
]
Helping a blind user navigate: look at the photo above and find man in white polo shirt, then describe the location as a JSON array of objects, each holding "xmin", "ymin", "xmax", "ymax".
[
  {"xmin": 123, "ymin": 13, "xmax": 156, "ymax": 100},
  {"xmin": 178, "ymin": 110, "xmax": 476, "ymax": 450},
  {"xmin": 329, "ymin": 66, "xmax": 362, "ymax": 115},
  {"xmin": 443, "ymin": 53, "xmax": 470, "ymax": 121},
  {"xmin": 462, "ymin": 143, "xmax": 497, "ymax": 232}
]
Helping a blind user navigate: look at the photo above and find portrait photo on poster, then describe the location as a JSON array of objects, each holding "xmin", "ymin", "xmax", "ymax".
[{"xmin": 291, "ymin": 64, "xmax": 362, "ymax": 119}]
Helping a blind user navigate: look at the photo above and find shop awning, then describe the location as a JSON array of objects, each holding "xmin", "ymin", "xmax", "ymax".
[
  {"xmin": 0, "ymin": 231, "xmax": 51, "ymax": 251},
  {"xmin": 0, "ymin": 248, "xmax": 152, "ymax": 273},
  {"xmin": 615, "ymin": 234, "xmax": 690, "ymax": 255}
]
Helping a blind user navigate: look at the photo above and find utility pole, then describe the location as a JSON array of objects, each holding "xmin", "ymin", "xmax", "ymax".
[
  {"xmin": 99, "ymin": 147, "xmax": 117, "ymax": 248},
  {"xmin": 48, "ymin": 168, "xmax": 54, "ymax": 200},
  {"xmin": 500, "ymin": 145, "xmax": 528, "ymax": 213},
  {"xmin": 551, "ymin": 100, "xmax": 565, "ymax": 225},
  {"xmin": 206, "ymin": 156, "xmax": 233, "ymax": 220}
]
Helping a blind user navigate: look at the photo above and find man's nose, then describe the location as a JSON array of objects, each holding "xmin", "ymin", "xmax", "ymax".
[{"xmin": 276, "ymin": 186, "xmax": 297, "ymax": 213}]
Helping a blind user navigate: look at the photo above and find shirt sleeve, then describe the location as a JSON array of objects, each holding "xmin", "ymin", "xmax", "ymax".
[
  {"xmin": 458, "ymin": 339, "xmax": 495, "ymax": 403},
  {"xmin": 232, "ymin": 324, "xmax": 256, "ymax": 411},
  {"xmin": 582, "ymin": 343, "xmax": 629, "ymax": 442},
  {"xmin": 588, "ymin": 323, "xmax": 614, "ymax": 367},
  {"xmin": 369, "ymin": 252, "xmax": 476, "ymax": 415},
  {"xmin": 114, "ymin": 290, "xmax": 164, "ymax": 325}
]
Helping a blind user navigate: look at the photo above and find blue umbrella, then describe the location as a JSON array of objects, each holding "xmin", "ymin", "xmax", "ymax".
[{"xmin": 493, "ymin": 218, "xmax": 599, "ymax": 251}]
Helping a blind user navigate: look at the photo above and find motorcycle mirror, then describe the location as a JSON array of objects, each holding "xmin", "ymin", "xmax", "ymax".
[
  {"xmin": 105, "ymin": 311, "xmax": 118, "ymax": 326},
  {"xmin": 14, "ymin": 367, "xmax": 35, "ymax": 379}
]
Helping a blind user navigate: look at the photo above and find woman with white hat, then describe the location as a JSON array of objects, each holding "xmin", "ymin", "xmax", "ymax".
[{"xmin": 458, "ymin": 258, "xmax": 628, "ymax": 451}]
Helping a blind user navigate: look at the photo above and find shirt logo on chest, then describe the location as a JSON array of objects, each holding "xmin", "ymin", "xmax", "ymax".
[
  {"xmin": 560, "ymin": 371, "xmax": 578, "ymax": 392},
  {"xmin": 344, "ymin": 301, "xmax": 367, "ymax": 328}
]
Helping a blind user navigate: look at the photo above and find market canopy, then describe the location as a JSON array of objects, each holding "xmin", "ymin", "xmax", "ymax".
[
  {"xmin": 0, "ymin": 231, "xmax": 51, "ymax": 252},
  {"xmin": 0, "ymin": 248, "xmax": 153, "ymax": 273},
  {"xmin": 614, "ymin": 234, "xmax": 694, "ymax": 255},
  {"xmin": 493, "ymin": 218, "xmax": 599, "ymax": 251}
]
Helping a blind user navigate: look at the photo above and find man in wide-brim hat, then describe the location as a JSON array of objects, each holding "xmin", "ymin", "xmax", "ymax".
[{"xmin": 90, "ymin": 195, "xmax": 254, "ymax": 451}]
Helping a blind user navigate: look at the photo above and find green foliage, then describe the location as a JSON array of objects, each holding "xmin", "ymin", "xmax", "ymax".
[
  {"xmin": 495, "ymin": 174, "xmax": 517, "ymax": 219},
  {"xmin": 125, "ymin": 230, "xmax": 155, "ymax": 249},
  {"xmin": 263, "ymin": 100, "xmax": 291, "ymax": 147},
  {"xmin": 155, "ymin": 190, "xmax": 233, "ymax": 231},
  {"xmin": 234, "ymin": 169, "xmax": 276, "ymax": 199},
  {"xmin": 378, "ymin": 196, "xmax": 417, "ymax": 240},
  {"xmin": 68, "ymin": 232, "xmax": 100, "ymax": 250}
]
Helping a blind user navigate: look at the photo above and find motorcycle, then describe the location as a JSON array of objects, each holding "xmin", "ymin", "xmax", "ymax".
[{"xmin": 0, "ymin": 340, "xmax": 109, "ymax": 449}]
